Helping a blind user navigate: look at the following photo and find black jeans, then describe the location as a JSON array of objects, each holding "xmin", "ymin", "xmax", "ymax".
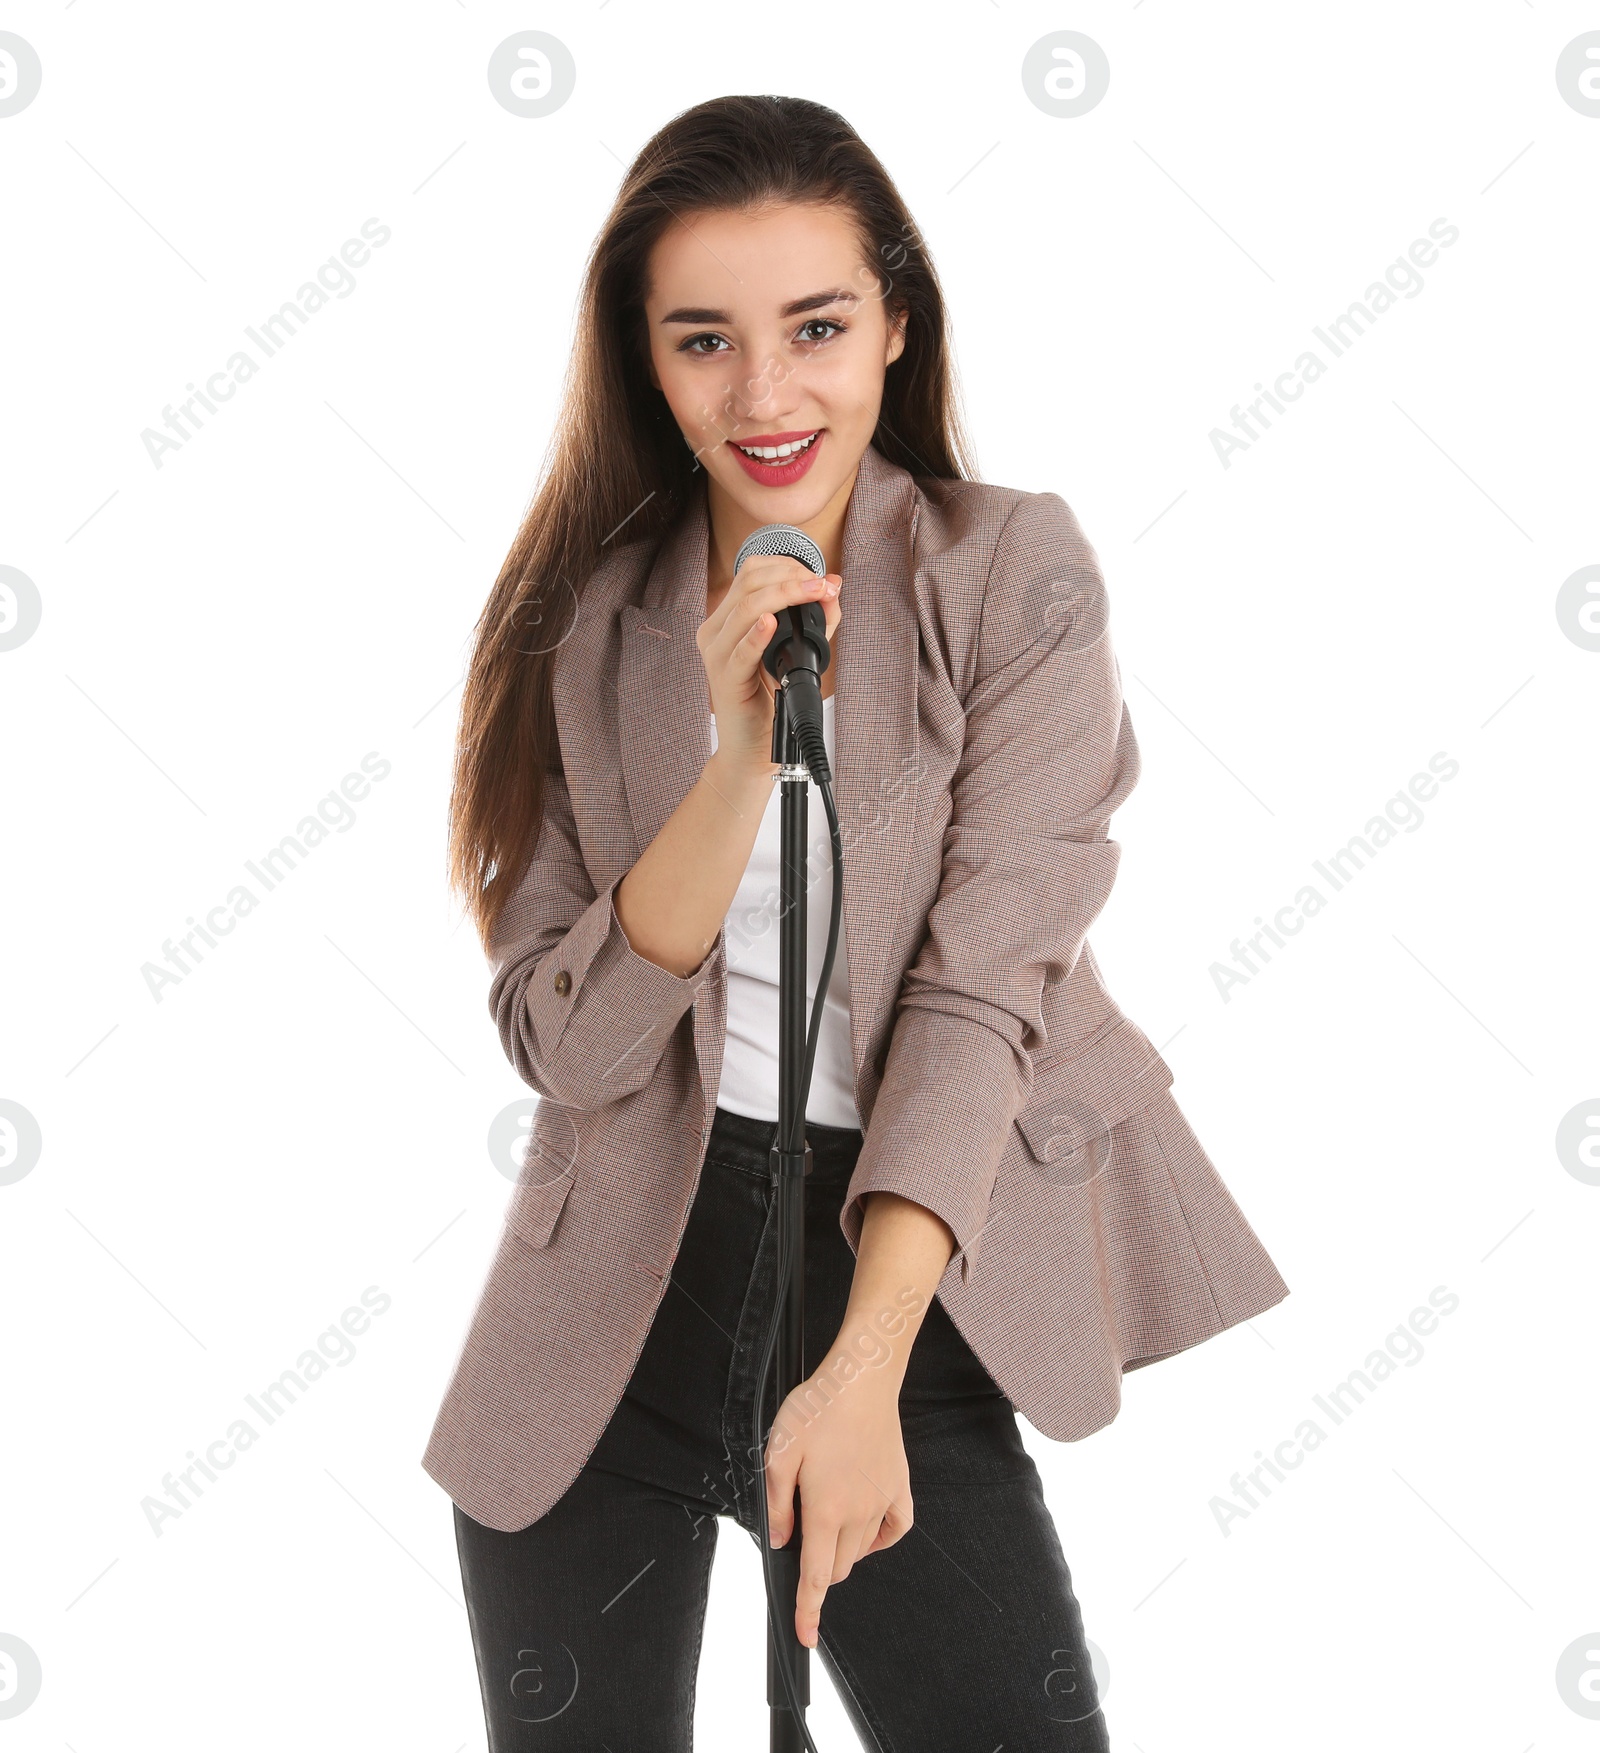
[{"xmin": 453, "ymin": 1104, "xmax": 1111, "ymax": 1750}]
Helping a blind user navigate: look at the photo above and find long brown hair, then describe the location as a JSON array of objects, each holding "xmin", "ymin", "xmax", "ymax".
[{"xmin": 448, "ymin": 93, "xmax": 977, "ymax": 950}]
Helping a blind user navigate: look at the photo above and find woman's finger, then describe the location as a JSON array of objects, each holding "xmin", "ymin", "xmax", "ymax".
[
  {"xmin": 852, "ymin": 1512, "xmax": 887, "ymax": 1564},
  {"xmin": 763, "ymin": 1424, "xmax": 801, "ymax": 1549},
  {"xmin": 862, "ymin": 1493, "xmax": 913, "ymax": 1556},
  {"xmin": 742, "ymin": 610, "xmax": 778, "ymax": 653},
  {"xmin": 705, "ymin": 577, "xmax": 822, "ymax": 679},
  {"xmin": 737, "ymin": 572, "xmax": 837, "ymax": 675},
  {"xmin": 709, "ymin": 555, "xmax": 817, "ymax": 633},
  {"xmin": 731, "ymin": 575, "xmax": 827, "ymax": 656},
  {"xmin": 795, "ymin": 1511, "xmax": 841, "ymax": 1651},
  {"xmin": 833, "ymin": 1517, "xmax": 876, "ymax": 1580}
]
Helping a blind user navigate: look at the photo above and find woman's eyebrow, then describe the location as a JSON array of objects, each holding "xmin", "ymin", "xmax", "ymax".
[{"xmin": 658, "ymin": 287, "xmax": 857, "ymax": 324}]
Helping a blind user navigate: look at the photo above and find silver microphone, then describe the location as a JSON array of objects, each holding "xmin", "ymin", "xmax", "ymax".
[{"xmin": 732, "ymin": 522, "xmax": 825, "ymax": 577}]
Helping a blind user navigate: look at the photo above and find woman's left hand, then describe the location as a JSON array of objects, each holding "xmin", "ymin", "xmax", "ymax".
[{"xmin": 762, "ymin": 1355, "xmax": 914, "ymax": 1650}]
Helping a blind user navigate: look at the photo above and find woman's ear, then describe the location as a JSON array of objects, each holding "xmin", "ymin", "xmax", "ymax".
[{"xmin": 885, "ymin": 306, "xmax": 908, "ymax": 368}]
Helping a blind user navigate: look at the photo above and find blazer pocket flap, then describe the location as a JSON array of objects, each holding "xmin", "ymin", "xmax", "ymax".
[
  {"xmin": 504, "ymin": 1170, "xmax": 576, "ymax": 1250},
  {"xmin": 1015, "ymin": 1018, "xmax": 1174, "ymax": 1164}
]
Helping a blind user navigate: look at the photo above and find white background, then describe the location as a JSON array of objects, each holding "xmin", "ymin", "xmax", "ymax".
[{"xmin": 3, "ymin": 2, "xmax": 1598, "ymax": 1747}]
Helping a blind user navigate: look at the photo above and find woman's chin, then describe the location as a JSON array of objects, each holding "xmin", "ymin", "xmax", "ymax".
[{"xmin": 709, "ymin": 454, "xmax": 857, "ymax": 527}]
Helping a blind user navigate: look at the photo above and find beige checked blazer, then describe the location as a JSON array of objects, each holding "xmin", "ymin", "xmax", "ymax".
[{"xmin": 423, "ymin": 442, "xmax": 1290, "ymax": 1532}]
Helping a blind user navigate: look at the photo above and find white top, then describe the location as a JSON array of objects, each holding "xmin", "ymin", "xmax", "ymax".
[{"xmin": 707, "ymin": 694, "xmax": 860, "ymax": 1128}]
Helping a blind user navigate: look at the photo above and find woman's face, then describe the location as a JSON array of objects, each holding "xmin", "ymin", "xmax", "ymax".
[{"xmin": 643, "ymin": 200, "xmax": 906, "ymax": 528}]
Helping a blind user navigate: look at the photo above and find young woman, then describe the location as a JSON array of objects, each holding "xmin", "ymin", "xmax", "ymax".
[{"xmin": 425, "ymin": 94, "xmax": 1290, "ymax": 1749}]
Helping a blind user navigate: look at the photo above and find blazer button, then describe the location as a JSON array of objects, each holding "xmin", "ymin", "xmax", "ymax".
[{"xmin": 554, "ymin": 969, "xmax": 572, "ymax": 996}]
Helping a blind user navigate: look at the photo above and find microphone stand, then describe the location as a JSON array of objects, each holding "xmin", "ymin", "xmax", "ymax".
[
  {"xmin": 762, "ymin": 679, "xmax": 815, "ymax": 1751},
  {"xmin": 736, "ymin": 524, "xmax": 841, "ymax": 1752},
  {"xmin": 752, "ymin": 670, "xmax": 841, "ymax": 1753}
]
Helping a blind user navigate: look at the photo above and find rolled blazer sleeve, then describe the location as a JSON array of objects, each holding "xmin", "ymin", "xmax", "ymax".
[
  {"xmin": 488, "ymin": 756, "xmax": 723, "ymax": 1111},
  {"xmin": 839, "ymin": 490, "xmax": 1141, "ymax": 1285}
]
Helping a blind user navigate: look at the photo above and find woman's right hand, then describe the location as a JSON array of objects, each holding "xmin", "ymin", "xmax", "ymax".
[{"xmin": 696, "ymin": 554, "xmax": 841, "ymax": 777}]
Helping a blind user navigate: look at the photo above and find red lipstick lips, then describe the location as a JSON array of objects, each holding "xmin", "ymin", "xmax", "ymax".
[{"xmin": 727, "ymin": 428, "xmax": 824, "ymax": 486}]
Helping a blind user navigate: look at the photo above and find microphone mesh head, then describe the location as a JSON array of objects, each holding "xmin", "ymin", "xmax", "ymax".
[{"xmin": 732, "ymin": 523, "xmax": 826, "ymax": 577}]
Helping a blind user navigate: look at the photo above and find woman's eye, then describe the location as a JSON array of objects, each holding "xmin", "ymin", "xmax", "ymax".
[{"xmin": 676, "ymin": 319, "xmax": 844, "ymax": 355}]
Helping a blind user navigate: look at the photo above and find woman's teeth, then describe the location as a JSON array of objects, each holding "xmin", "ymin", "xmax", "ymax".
[{"xmin": 735, "ymin": 433, "xmax": 819, "ymax": 462}]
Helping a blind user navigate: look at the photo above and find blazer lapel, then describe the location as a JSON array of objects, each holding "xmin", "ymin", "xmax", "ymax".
[
  {"xmin": 615, "ymin": 443, "xmax": 922, "ymax": 1103},
  {"xmin": 617, "ymin": 499, "xmax": 711, "ymax": 862}
]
